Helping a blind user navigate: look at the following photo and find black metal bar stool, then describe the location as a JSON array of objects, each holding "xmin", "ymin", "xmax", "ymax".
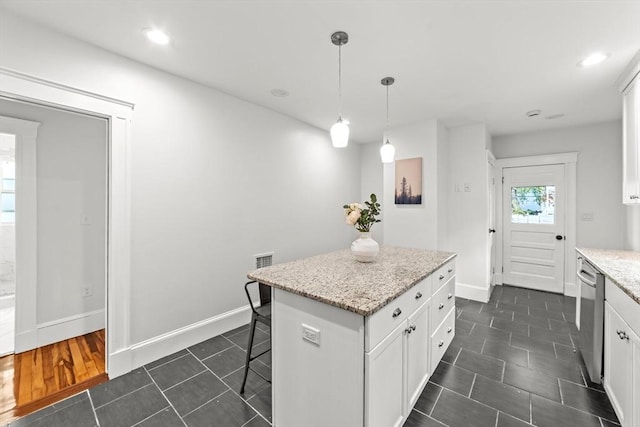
[{"xmin": 240, "ymin": 280, "xmax": 271, "ymax": 394}]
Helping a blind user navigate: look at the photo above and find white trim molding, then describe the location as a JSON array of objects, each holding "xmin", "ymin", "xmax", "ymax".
[
  {"xmin": 0, "ymin": 68, "xmax": 134, "ymax": 378},
  {"xmin": 129, "ymin": 305, "xmax": 251, "ymax": 370},
  {"xmin": 0, "ymin": 115, "xmax": 40, "ymax": 354},
  {"xmin": 456, "ymin": 281, "xmax": 491, "ymax": 303},
  {"xmin": 495, "ymin": 152, "xmax": 578, "ymax": 297}
]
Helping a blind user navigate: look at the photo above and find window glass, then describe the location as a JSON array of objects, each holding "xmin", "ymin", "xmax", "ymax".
[{"xmin": 511, "ymin": 185, "xmax": 555, "ymax": 224}]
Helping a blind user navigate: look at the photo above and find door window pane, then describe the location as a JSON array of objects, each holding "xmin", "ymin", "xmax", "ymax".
[{"xmin": 511, "ymin": 185, "xmax": 555, "ymax": 224}]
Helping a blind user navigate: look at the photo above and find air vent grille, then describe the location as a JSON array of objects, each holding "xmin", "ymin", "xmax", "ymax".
[{"xmin": 255, "ymin": 253, "xmax": 273, "ymax": 269}]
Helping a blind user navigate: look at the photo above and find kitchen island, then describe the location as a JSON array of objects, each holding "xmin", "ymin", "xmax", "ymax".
[{"xmin": 248, "ymin": 246, "xmax": 456, "ymax": 427}]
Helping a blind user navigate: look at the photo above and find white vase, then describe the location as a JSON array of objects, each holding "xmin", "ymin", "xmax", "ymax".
[{"xmin": 351, "ymin": 232, "xmax": 379, "ymax": 262}]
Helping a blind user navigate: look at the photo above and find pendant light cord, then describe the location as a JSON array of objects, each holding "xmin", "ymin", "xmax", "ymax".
[
  {"xmin": 386, "ymin": 83, "xmax": 389, "ymax": 130},
  {"xmin": 338, "ymin": 44, "xmax": 342, "ymax": 118}
]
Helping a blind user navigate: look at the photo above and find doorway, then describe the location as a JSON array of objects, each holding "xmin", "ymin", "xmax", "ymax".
[
  {"xmin": 495, "ymin": 153, "xmax": 578, "ymax": 296},
  {"xmin": 502, "ymin": 164, "xmax": 565, "ymax": 293}
]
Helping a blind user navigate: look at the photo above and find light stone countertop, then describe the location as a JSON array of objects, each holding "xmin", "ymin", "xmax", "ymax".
[
  {"xmin": 247, "ymin": 246, "xmax": 456, "ymax": 317},
  {"xmin": 576, "ymin": 247, "xmax": 640, "ymax": 305}
]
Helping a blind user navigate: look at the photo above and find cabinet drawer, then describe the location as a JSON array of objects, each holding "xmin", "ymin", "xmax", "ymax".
[
  {"xmin": 431, "ymin": 307, "xmax": 455, "ymax": 370},
  {"xmin": 431, "ymin": 276, "xmax": 455, "ymax": 333},
  {"xmin": 366, "ymin": 278, "xmax": 429, "ymax": 352},
  {"xmin": 433, "ymin": 260, "xmax": 455, "ymax": 290}
]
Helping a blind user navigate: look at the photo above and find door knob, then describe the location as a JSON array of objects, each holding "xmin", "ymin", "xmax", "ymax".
[{"xmin": 555, "ymin": 235, "xmax": 564, "ymax": 240}]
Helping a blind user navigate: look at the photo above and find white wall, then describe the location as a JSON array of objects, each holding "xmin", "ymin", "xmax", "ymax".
[
  {"xmin": 360, "ymin": 142, "xmax": 384, "ymax": 243},
  {"xmin": 0, "ymin": 12, "xmax": 361, "ymax": 361},
  {"xmin": 493, "ymin": 121, "xmax": 624, "ymax": 250},
  {"xmin": 445, "ymin": 124, "xmax": 492, "ymax": 302},
  {"xmin": 624, "ymin": 205, "xmax": 640, "ymax": 250},
  {"xmin": 382, "ymin": 120, "xmax": 440, "ymax": 249}
]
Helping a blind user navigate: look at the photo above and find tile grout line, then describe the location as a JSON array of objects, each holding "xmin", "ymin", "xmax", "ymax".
[
  {"xmin": 192, "ymin": 344, "xmax": 272, "ymax": 425},
  {"xmin": 86, "ymin": 390, "xmax": 100, "ymax": 426},
  {"xmin": 143, "ymin": 365, "xmax": 189, "ymax": 427}
]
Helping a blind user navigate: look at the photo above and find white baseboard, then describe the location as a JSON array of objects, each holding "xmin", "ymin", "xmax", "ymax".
[
  {"xmin": 15, "ymin": 309, "xmax": 105, "ymax": 353},
  {"xmin": 564, "ymin": 281, "xmax": 578, "ymax": 297},
  {"xmin": 455, "ymin": 281, "xmax": 491, "ymax": 303},
  {"xmin": 124, "ymin": 305, "xmax": 252, "ymax": 376},
  {"xmin": 37, "ymin": 309, "xmax": 105, "ymax": 348}
]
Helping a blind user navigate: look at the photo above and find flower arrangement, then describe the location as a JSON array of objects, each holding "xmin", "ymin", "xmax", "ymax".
[{"xmin": 343, "ymin": 193, "xmax": 381, "ymax": 233}]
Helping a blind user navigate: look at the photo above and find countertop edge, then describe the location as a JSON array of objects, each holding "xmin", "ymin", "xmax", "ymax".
[
  {"xmin": 248, "ymin": 251, "xmax": 457, "ymax": 317},
  {"xmin": 576, "ymin": 248, "xmax": 640, "ymax": 305}
]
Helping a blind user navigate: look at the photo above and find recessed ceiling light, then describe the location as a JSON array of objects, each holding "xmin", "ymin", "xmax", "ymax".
[
  {"xmin": 145, "ymin": 29, "xmax": 170, "ymax": 45},
  {"xmin": 270, "ymin": 89, "xmax": 290, "ymax": 98},
  {"xmin": 577, "ymin": 52, "xmax": 610, "ymax": 67}
]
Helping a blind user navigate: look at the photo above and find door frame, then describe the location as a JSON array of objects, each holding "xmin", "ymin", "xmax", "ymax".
[
  {"xmin": 495, "ymin": 152, "xmax": 578, "ymax": 296},
  {"xmin": 0, "ymin": 67, "xmax": 134, "ymax": 377}
]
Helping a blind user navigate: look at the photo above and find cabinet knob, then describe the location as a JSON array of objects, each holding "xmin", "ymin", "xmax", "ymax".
[
  {"xmin": 438, "ymin": 340, "xmax": 444, "ymax": 347},
  {"xmin": 447, "ymin": 327, "xmax": 452, "ymax": 333},
  {"xmin": 439, "ymin": 275, "xmax": 445, "ymax": 280},
  {"xmin": 439, "ymin": 303, "xmax": 445, "ymax": 310},
  {"xmin": 630, "ymin": 195, "xmax": 640, "ymax": 200},
  {"xmin": 448, "ymin": 268, "xmax": 453, "ymax": 273},
  {"xmin": 392, "ymin": 308, "xmax": 402, "ymax": 318},
  {"xmin": 405, "ymin": 327, "xmax": 413, "ymax": 334},
  {"xmin": 415, "ymin": 292, "xmax": 423, "ymax": 300},
  {"xmin": 447, "ymin": 293, "xmax": 453, "ymax": 300},
  {"xmin": 411, "ymin": 325, "xmax": 416, "ymax": 332}
]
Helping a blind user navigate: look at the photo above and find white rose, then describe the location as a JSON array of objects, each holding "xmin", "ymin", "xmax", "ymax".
[{"xmin": 346, "ymin": 210, "xmax": 361, "ymax": 225}]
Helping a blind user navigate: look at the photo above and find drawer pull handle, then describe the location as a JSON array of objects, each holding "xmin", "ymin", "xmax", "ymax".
[
  {"xmin": 415, "ymin": 292, "xmax": 423, "ymax": 300},
  {"xmin": 439, "ymin": 303, "xmax": 445, "ymax": 310},
  {"xmin": 447, "ymin": 327, "xmax": 452, "ymax": 333},
  {"xmin": 448, "ymin": 268, "xmax": 453, "ymax": 273},
  {"xmin": 392, "ymin": 308, "xmax": 402, "ymax": 318},
  {"xmin": 617, "ymin": 329, "xmax": 630, "ymax": 341},
  {"xmin": 630, "ymin": 195, "xmax": 640, "ymax": 200},
  {"xmin": 439, "ymin": 274, "xmax": 445, "ymax": 280},
  {"xmin": 447, "ymin": 293, "xmax": 453, "ymax": 300},
  {"xmin": 438, "ymin": 340, "xmax": 444, "ymax": 348}
]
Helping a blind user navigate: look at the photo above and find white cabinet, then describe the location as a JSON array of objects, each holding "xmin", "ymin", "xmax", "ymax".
[
  {"xmin": 365, "ymin": 299, "xmax": 432, "ymax": 427},
  {"xmin": 603, "ymin": 279, "xmax": 640, "ymax": 427},
  {"xmin": 622, "ymin": 70, "xmax": 640, "ymax": 204},
  {"xmin": 405, "ymin": 301, "xmax": 430, "ymax": 412},
  {"xmin": 365, "ymin": 320, "xmax": 409, "ymax": 427}
]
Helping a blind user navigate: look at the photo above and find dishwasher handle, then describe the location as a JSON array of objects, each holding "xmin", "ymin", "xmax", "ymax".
[{"xmin": 577, "ymin": 268, "xmax": 597, "ymax": 286}]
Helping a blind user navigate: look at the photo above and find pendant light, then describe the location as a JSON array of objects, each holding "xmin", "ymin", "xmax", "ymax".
[
  {"xmin": 330, "ymin": 31, "xmax": 349, "ymax": 148},
  {"xmin": 380, "ymin": 77, "xmax": 396, "ymax": 163}
]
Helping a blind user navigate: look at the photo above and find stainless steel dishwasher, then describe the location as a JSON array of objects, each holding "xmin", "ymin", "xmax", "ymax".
[{"xmin": 577, "ymin": 256, "xmax": 605, "ymax": 384}]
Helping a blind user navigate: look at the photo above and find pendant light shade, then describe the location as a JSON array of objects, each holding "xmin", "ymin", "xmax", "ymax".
[
  {"xmin": 380, "ymin": 139, "xmax": 395, "ymax": 163},
  {"xmin": 331, "ymin": 31, "xmax": 349, "ymax": 148},
  {"xmin": 380, "ymin": 77, "xmax": 396, "ymax": 163},
  {"xmin": 331, "ymin": 118, "xmax": 349, "ymax": 148}
]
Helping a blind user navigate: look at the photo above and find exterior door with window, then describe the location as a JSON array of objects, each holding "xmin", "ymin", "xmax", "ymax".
[{"xmin": 502, "ymin": 164, "xmax": 565, "ymax": 293}]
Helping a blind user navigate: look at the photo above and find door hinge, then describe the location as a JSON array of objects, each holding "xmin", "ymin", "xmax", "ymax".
[
  {"xmin": 502, "ymin": 176, "xmax": 504, "ymax": 184},
  {"xmin": 502, "ymin": 267, "xmax": 504, "ymax": 273}
]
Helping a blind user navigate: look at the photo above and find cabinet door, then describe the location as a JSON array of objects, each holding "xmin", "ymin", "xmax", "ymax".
[
  {"xmin": 365, "ymin": 322, "xmax": 405, "ymax": 427},
  {"xmin": 623, "ymin": 77, "xmax": 640, "ymax": 204},
  {"xmin": 632, "ymin": 328, "xmax": 640, "ymax": 427},
  {"xmin": 604, "ymin": 302, "xmax": 633, "ymax": 426},
  {"xmin": 406, "ymin": 301, "xmax": 430, "ymax": 413}
]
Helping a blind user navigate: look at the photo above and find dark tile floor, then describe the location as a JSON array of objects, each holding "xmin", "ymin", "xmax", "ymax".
[{"xmin": 6, "ymin": 285, "xmax": 620, "ymax": 427}]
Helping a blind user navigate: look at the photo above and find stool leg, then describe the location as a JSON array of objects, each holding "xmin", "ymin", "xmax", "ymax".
[{"xmin": 240, "ymin": 315, "xmax": 257, "ymax": 394}]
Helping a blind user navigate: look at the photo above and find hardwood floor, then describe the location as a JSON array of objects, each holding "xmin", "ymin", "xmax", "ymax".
[{"xmin": 0, "ymin": 329, "xmax": 108, "ymax": 425}]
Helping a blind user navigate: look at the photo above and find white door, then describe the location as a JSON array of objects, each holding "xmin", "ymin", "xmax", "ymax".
[{"xmin": 502, "ymin": 164, "xmax": 565, "ymax": 293}]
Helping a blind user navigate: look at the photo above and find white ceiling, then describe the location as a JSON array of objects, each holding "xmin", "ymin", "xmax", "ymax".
[{"xmin": 1, "ymin": 0, "xmax": 639, "ymax": 143}]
